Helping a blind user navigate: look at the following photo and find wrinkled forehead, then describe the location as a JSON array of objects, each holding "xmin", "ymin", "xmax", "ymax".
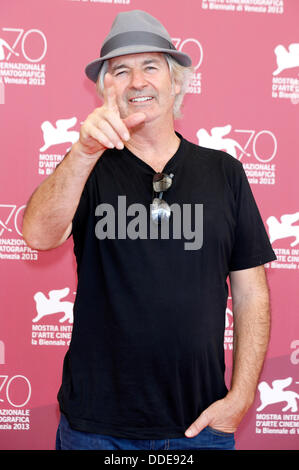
[{"xmin": 108, "ymin": 52, "xmax": 167, "ymax": 71}]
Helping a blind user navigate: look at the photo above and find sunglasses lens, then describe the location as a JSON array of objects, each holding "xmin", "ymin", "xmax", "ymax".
[
  {"xmin": 151, "ymin": 198, "xmax": 171, "ymax": 224},
  {"xmin": 153, "ymin": 173, "xmax": 173, "ymax": 192}
]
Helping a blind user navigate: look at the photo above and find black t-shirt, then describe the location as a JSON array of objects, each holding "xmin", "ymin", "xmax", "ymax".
[{"xmin": 57, "ymin": 134, "xmax": 276, "ymax": 439}]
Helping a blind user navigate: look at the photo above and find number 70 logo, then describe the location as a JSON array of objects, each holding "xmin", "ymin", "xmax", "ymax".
[
  {"xmin": 0, "ymin": 375, "xmax": 31, "ymax": 408},
  {"xmin": 1, "ymin": 28, "xmax": 47, "ymax": 62}
]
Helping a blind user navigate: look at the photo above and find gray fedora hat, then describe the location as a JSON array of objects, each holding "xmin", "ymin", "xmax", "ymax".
[{"xmin": 85, "ymin": 10, "xmax": 192, "ymax": 83}]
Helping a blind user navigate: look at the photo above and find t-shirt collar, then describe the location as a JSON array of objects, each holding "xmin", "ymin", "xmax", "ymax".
[{"xmin": 123, "ymin": 132, "xmax": 186, "ymax": 175}]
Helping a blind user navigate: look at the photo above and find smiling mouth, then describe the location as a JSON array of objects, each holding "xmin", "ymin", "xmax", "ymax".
[{"xmin": 129, "ymin": 96, "xmax": 154, "ymax": 103}]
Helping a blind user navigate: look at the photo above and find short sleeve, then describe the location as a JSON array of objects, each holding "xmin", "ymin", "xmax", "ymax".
[{"xmin": 228, "ymin": 163, "xmax": 276, "ymax": 271}]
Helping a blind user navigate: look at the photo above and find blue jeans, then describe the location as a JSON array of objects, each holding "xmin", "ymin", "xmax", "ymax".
[{"xmin": 55, "ymin": 413, "xmax": 235, "ymax": 450}]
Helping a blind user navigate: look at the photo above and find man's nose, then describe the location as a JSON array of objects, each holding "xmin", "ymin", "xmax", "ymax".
[{"xmin": 129, "ymin": 69, "xmax": 147, "ymax": 89}]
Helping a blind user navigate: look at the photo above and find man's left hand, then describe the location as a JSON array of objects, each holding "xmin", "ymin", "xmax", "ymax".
[{"xmin": 184, "ymin": 392, "xmax": 250, "ymax": 438}]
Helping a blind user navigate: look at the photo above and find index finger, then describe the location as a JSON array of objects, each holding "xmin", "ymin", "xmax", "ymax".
[{"xmin": 103, "ymin": 73, "xmax": 118, "ymax": 110}]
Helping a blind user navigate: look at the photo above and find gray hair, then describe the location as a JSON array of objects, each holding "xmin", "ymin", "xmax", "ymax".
[{"xmin": 95, "ymin": 54, "xmax": 193, "ymax": 119}]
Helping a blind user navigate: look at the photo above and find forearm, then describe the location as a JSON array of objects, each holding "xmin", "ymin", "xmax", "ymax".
[
  {"xmin": 22, "ymin": 142, "xmax": 102, "ymax": 250},
  {"xmin": 228, "ymin": 287, "xmax": 271, "ymax": 410}
]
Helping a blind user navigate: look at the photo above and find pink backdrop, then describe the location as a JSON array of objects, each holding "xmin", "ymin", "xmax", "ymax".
[{"xmin": 1, "ymin": 0, "xmax": 299, "ymax": 450}]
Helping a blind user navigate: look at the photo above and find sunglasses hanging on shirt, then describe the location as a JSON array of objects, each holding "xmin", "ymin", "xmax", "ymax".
[{"xmin": 150, "ymin": 172, "xmax": 174, "ymax": 224}]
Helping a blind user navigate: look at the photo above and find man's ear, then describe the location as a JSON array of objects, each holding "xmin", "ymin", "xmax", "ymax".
[{"xmin": 174, "ymin": 81, "xmax": 181, "ymax": 95}]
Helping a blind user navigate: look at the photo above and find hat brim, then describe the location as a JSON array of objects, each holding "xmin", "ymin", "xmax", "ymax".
[{"xmin": 85, "ymin": 44, "xmax": 192, "ymax": 83}]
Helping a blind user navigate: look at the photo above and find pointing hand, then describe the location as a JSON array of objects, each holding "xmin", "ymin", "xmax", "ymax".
[{"xmin": 77, "ymin": 73, "xmax": 146, "ymax": 157}]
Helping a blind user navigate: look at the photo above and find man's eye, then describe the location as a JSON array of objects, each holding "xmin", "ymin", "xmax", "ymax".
[{"xmin": 115, "ymin": 70, "xmax": 127, "ymax": 76}]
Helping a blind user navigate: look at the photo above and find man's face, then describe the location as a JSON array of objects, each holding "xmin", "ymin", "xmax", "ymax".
[{"xmin": 107, "ymin": 52, "xmax": 180, "ymax": 124}]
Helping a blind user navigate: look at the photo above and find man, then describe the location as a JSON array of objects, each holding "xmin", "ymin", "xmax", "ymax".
[{"xmin": 22, "ymin": 10, "xmax": 276, "ymax": 450}]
